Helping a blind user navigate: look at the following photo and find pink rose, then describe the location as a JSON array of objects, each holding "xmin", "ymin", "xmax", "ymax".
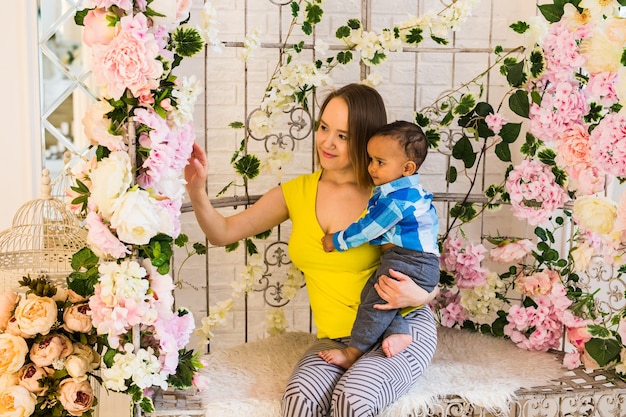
[
  {"xmin": 555, "ymin": 124, "xmax": 590, "ymax": 166},
  {"xmin": 489, "ymin": 239, "xmax": 534, "ymax": 263},
  {"xmin": 29, "ymin": 333, "xmax": 73, "ymax": 368},
  {"xmin": 63, "ymin": 303, "xmax": 93, "ymax": 334},
  {"xmin": 82, "ymin": 9, "xmax": 119, "ymax": 47},
  {"xmin": 0, "ymin": 291, "xmax": 18, "ymax": 331},
  {"xmin": 563, "ymin": 351, "xmax": 581, "ymax": 369},
  {"xmin": 58, "ymin": 378, "xmax": 95, "ymax": 416},
  {"xmin": 17, "ymin": 364, "xmax": 52, "ymax": 395}
]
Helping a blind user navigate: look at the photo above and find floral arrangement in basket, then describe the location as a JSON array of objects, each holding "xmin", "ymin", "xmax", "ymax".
[
  {"xmin": 424, "ymin": 0, "xmax": 626, "ymax": 379},
  {"xmin": 0, "ymin": 1, "xmax": 211, "ymax": 415},
  {"xmin": 0, "ymin": 277, "xmax": 100, "ymax": 417}
]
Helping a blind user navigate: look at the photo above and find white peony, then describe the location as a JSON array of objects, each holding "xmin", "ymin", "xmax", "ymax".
[
  {"xmin": 89, "ymin": 151, "xmax": 133, "ymax": 221},
  {"xmin": 109, "ymin": 188, "xmax": 174, "ymax": 245}
]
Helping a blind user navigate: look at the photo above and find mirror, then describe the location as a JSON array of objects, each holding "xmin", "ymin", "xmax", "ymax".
[{"xmin": 38, "ymin": 0, "xmax": 93, "ymax": 180}]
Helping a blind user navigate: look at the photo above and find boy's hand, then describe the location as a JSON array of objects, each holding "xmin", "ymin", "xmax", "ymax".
[{"xmin": 321, "ymin": 234, "xmax": 335, "ymax": 252}]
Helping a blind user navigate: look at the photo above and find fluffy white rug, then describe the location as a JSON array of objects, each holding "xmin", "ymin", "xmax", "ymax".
[{"xmin": 199, "ymin": 327, "xmax": 565, "ymax": 417}]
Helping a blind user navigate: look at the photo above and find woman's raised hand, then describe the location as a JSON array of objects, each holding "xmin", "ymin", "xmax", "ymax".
[{"xmin": 184, "ymin": 142, "xmax": 209, "ymax": 194}]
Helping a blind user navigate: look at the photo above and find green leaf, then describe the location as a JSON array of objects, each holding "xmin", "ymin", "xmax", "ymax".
[
  {"xmin": 233, "ymin": 154, "xmax": 261, "ymax": 179},
  {"xmin": 585, "ymin": 338, "xmax": 622, "ymax": 367},
  {"xmin": 254, "ymin": 229, "xmax": 272, "ymax": 240},
  {"xmin": 509, "ymin": 90, "xmax": 530, "ymax": 118},
  {"xmin": 346, "ymin": 18, "xmax": 361, "ymax": 30},
  {"xmin": 174, "ymin": 234, "xmax": 189, "ymax": 247},
  {"xmin": 173, "ymin": 27, "xmax": 204, "ymax": 57},
  {"xmin": 440, "ymin": 110, "xmax": 454, "ymax": 127},
  {"xmin": 404, "ymin": 27, "xmax": 424, "ymax": 44},
  {"xmin": 74, "ymin": 8, "xmax": 90, "ymax": 26},
  {"xmin": 538, "ymin": 3, "xmax": 565, "ymax": 23},
  {"xmin": 335, "ymin": 25, "xmax": 351, "ymax": 39},
  {"xmin": 336, "ymin": 51, "xmax": 353, "ymax": 65},
  {"xmin": 425, "ymin": 129, "xmax": 440, "ymax": 149},
  {"xmin": 430, "ymin": 35, "xmax": 448, "ymax": 45},
  {"xmin": 414, "ymin": 112, "xmax": 430, "ymax": 127},
  {"xmin": 494, "ymin": 45, "xmax": 503, "ymax": 55},
  {"xmin": 506, "ymin": 60, "xmax": 527, "ymax": 88},
  {"xmin": 509, "ymin": 21, "xmax": 530, "ymax": 34},
  {"xmin": 192, "ymin": 242, "xmax": 208, "ymax": 255},
  {"xmin": 495, "ymin": 142, "xmax": 511, "ymax": 162},
  {"xmin": 587, "ymin": 324, "xmax": 613, "ymax": 339},
  {"xmin": 447, "ymin": 166, "xmax": 457, "ymax": 183},
  {"xmin": 452, "ymin": 135, "xmax": 477, "ymax": 168},
  {"xmin": 225, "ymin": 241, "xmax": 239, "ymax": 252},
  {"xmin": 305, "ymin": 3, "xmax": 323, "ymax": 25},
  {"xmin": 71, "ymin": 247, "xmax": 100, "ymax": 271},
  {"xmin": 301, "ymin": 21, "xmax": 312, "ymax": 35},
  {"xmin": 529, "ymin": 48, "xmax": 545, "ymax": 79},
  {"xmin": 454, "ymin": 94, "xmax": 476, "ymax": 115},
  {"xmin": 499, "ymin": 122, "xmax": 522, "ymax": 143},
  {"xmin": 246, "ymin": 239, "xmax": 259, "ymax": 256},
  {"xmin": 290, "ymin": 1, "xmax": 299, "ymax": 18}
]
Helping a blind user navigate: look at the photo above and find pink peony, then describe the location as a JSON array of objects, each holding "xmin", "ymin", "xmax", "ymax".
[
  {"xmin": 489, "ymin": 238, "xmax": 534, "ymax": 263},
  {"xmin": 565, "ymin": 161, "xmax": 606, "ymax": 196},
  {"xmin": 91, "ymin": 14, "xmax": 163, "ymax": 100},
  {"xmin": 555, "ymin": 124, "xmax": 591, "ymax": 166}
]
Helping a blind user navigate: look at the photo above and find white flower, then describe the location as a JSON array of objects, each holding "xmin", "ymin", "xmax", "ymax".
[
  {"xmin": 314, "ymin": 39, "xmax": 329, "ymax": 55},
  {"xmin": 260, "ymin": 145, "xmax": 293, "ymax": 180},
  {"xmin": 109, "ymin": 188, "xmax": 175, "ymax": 245},
  {"xmin": 459, "ymin": 271, "xmax": 505, "ymax": 324},
  {"xmin": 89, "ymin": 151, "xmax": 133, "ymax": 221},
  {"xmin": 198, "ymin": 0, "xmax": 223, "ymax": 52},
  {"xmin": 361, "ymin": 72, "xmax": 382, "ymax": 87},
  {"xmin": 241, "ymin": 26, "xmax": 262, "ymax": 61},
  {"xmin": 579, "ymin": 0, "xmax": 620, "ymax": 21},
  {"xmin": 266, "ymin": 309, "xmax": 287, "ymax": 336},
  {"xmin": 197, "ymin": 299, "xmax": 234, "ymax": 339},
  {"xmin": 170, "ymin": 76, "xmax": 201, "ymax": 127}
]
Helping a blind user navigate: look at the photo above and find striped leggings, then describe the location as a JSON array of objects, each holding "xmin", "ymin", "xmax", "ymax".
[{"xmin": 281, "ymin": 306, "xmax": 437, "ymax": 417}]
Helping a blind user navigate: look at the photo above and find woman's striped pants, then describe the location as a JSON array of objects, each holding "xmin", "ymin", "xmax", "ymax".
[{"xmin": 281, "ymin": 306, "xmax": 437, "ymax": 417}]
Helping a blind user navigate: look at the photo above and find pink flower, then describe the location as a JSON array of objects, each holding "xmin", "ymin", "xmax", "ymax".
[
  {"xmin": 85, "ymin": 211, "xmax": 131, "ymax": 259},
  {"xmin": 94, "ymin": 0, "xmax": 133, "ymax": 11},
  {"xmin": 91, "ymin": 14, "xmax": 163, "ymax": 100},
  {"xmin": 82, "ymin": 8, "xmax": 119, "ymax": 47},
  {"xmin": 515, "ymin": 269, "xmax": 560, "ymax": 297},
  {"xmin": 529, "ymin": 82, "xmax": 588, "ymax": 142},
  {"xmin": 489, "ymin": 238, "xmax": 534, "ymax": 263},
  {"xmin": 555, "ymin": 124, "xmax": 591, "ymax": 166},
  {"xmin": 485, "ymin": 113, "xmax": 507, "ymax": 135},
  {"xmin": 587, "ymin": 71, "xmax": 619, "ymax": 107},
  {"xmin": 565, "ymin": 161, "xmax": 606, "ymax": 196},
  {"xmin": 563, "ymin": 351, "xmax": 582, "ymax": 369},
  {"xmin": 505, "ymin": 159, "xmax": 569, "ymax": 225},
  {"xmin": 589, "ymin": 111, "xmax": 626, "ymax": 178}
]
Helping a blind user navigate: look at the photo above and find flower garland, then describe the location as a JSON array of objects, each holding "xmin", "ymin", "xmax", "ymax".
[
  {"xmin": 21, "ymin": 0, "xmax": 213, "ymax": 414},
  {"xmin": 428, "ymin": 0, "xmax": 626, "ymax": 379}
]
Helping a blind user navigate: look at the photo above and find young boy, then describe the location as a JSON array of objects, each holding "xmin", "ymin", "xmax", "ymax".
[{"xmin": 318, "ymin": 120, "xmax": 440, "ymax": 369}]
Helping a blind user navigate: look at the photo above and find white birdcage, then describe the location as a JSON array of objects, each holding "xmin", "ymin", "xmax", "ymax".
[{"xmin": 0, "ymin": 169, "xmax": 87, "ymax": 291}]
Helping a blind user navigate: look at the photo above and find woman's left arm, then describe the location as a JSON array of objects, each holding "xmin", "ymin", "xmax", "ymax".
[{"xmin": 373, "ymin": 268, "xmax": 439, "ymax": 310}]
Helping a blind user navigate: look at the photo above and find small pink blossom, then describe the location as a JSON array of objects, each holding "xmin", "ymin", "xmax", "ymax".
[
  {"xmin": 589, "ymin": 111, "xmax": 626, "ymax": 178},
  {"xmin": 485, "ymin": 113, "xmax": 507, "ymax": 135},
  {"xmin": 505, "ymin": 159, "xmax": 569, "ymax": 225},
  {"xmin": 587, "ymin": 71, "xmax": 619, "ymax": 107}
]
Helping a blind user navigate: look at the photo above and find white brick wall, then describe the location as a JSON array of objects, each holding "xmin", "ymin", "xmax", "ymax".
[{"xmin": 176, "ymin": 0, "xmax": 540, "ymax": 351}]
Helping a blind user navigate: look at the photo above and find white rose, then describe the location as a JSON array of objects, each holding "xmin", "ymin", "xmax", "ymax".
[
  {"xmin": 110, "ymin": 189, "xmax": 174, "ymax": 245},
  {"xmin": 89, "ymin": 152, "xmax": 133, "ymax": 221},
  {"xmin": 0, "ymin": 334, "xmax": 28, "ymax": 374},
  {"xmin": 151, "ymin": 171, "xmax": 186, "ymax": 201}
]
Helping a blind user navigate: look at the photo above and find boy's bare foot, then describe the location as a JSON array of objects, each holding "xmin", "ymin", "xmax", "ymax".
[
  {"xmin": 318, "ymin": 346, "xmax": 363, "ymax": 369},
  {"xmin": 382, "ymin": 334, "xmax": 412, "ymax": 357}
]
